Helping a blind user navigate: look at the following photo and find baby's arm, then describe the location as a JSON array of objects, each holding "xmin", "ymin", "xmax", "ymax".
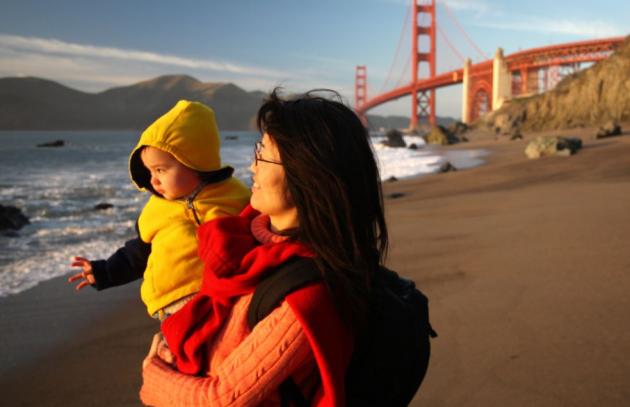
[
  {"xmin": 69, "ymin": 222, "xmax": 151, "ymax": 291},
  {"xmin": 89, "ymin": 237, "xmax": 151, "ymax": 290}
]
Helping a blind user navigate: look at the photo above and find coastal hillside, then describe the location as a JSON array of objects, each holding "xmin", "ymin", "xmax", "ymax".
[
  {"xmin": 480, "ymin": 35, "xmax": 630, "ymax": 132},
  {"xmin": 0, "ymin": 75, "xmax": 266, "ymax": 131},
  {"xmin": 0, "ymin": 75, "xmax": 449, "ymax": 131}
]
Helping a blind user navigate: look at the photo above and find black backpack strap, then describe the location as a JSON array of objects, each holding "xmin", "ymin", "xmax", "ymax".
[
  {"xmin": 248, "ymin": 257, "xmax": 322, "ymax": 407},
  {"xmin": 247, "ymin": 257, "xmax": 322, "ymax": 330}
]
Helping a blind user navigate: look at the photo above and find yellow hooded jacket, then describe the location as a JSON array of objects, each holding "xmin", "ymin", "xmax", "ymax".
[{"xmin": 129, "ymin": 100, "xmax": 250, "ymax": 316}]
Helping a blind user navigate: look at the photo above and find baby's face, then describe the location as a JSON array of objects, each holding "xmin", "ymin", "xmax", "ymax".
[{"xmin": 140, "ymin": 147, "xmax": 200, "ymax": 200}]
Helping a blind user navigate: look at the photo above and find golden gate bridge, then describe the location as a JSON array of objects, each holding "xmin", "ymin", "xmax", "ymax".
[{"xmin": 354, "ymin": 0, "xmax": 625, "ymax": 129}]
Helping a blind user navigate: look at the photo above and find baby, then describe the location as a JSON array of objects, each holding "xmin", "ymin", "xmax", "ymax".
[{"xmin": 69, "ymin": 100, "xmax": 250, "ymax": 320}]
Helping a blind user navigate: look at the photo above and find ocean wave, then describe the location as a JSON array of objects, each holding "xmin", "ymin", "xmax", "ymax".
[
  {"xmin": 0, "ymin": 130, "xmax": 488, "ymax": 298},
  {"xmin": 0, "ymin": 238, "xmax": 131, "ymax": 297}
]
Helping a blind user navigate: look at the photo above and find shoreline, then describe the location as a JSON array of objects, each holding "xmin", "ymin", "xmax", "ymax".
[
  {"xmin": 0, "ymin": 275, "xmax": 157, "ymax": 406},
  {"xmin": 382, "ymin": 129, "xmax": 630, "ymax": 406},
  {"xmin": 0, "ymin": 133, "xmax": 484, "ymax": 300},
  {"xmin": 2, "ymin": 127, "xmax": 630, "ymax": 406}
]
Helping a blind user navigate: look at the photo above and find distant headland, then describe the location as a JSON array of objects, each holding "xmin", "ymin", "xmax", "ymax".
[{"xmin": 0, "ymin": 74, "xmax": 455, "ymax": 131}]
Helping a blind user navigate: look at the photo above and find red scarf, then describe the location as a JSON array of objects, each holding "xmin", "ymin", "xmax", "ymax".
[{"xmin": 161, "ymin": 205, "xmax": 353, "ymax": 405}]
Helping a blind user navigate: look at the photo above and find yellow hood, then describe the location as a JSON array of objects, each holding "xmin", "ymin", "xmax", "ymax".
[{"xmin": 129, "ymin": 100, "xmax": 224, "ymax": 191}]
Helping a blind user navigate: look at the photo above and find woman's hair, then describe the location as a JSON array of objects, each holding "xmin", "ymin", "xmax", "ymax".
[{"xmin": 256, "ymin": 88, "xmax": 388, "ymax": 330}]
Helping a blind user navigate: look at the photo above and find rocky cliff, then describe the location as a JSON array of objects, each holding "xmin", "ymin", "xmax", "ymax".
[{"xmin": 479, "ymin": 35, "xmax": 630, "ymax": 133}]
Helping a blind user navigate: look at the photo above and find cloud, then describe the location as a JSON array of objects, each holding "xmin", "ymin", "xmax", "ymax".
[
  {"xmin": 0, "ymin": 32, "xmax": 363, "ymax": 99},
  {"xmin": 0, "ymin": 33, "xmax": 286, "ymax": 79},
  {"xmin": 474, "ymin": 17, "xmax": 625, "ymax": 39},
  {"xmin": 0, "ymin": 32, "xmax": 357, "ymax": 100}
]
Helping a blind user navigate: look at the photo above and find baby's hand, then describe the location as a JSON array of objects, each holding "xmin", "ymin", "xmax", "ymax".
[
  {"xmin": 68, "ymin": 256, "xmax": 96, "ymax": 291},
  {"xmin": 143, "ymin": 333, "xmax": 175, "ymax": 369}
]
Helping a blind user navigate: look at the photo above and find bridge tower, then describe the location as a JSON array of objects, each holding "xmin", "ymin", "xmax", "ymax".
[
  {"xmin": 411, "ymin": 0, "xmax": 436, "ymax": 130},
  {"xmin": 354, "ymin": 65, "xmax": 367, "ymax": 110},
  {"xmin": 354, "ymin": 65, "xmax": 368, "ymax": 126}
]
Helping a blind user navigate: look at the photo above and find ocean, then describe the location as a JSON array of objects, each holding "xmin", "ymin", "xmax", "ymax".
[{"xmin": 0, "ymin": 130, "xmax": 487, "ymax": 297}]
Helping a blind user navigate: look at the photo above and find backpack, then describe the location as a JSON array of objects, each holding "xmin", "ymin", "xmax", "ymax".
[{"xmin": 247, "ymin": 258, "xmax": 437, "ymax": 406}]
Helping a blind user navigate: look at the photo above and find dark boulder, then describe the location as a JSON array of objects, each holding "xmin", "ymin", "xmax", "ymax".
[
  {"xmin": 447, "ymin": 121, "xmax": 469, "ymax": 136},
  {"xmin": 93, "ymin": 202, "xmax": 114, "ymax": 211},
  {"xmin": 525, "ymin": 136, "xmax": 582, "ymax": 159},
  {"xmin": 557, "ymin": 137, "xmax": 582, "ymax": 153},
  {"xmin": 37, "ymin": 139, "xmax": 65, "ymax": 148},
  {"xmin": 0, "ymin": 204, "xmax": 30, "ymax": 231},
  {"xmin": 595, "ymin": 121, "xmax": 622, "ymax": 139},
  {"xmin": 437, "ymin": 161, "xmax": 458, "ymax": 173},
  {"xmin": 424, "ymin": 125, "xmax": 460, "ymax": 145},
  {"xmin": 381, "ymin": 129, "xmax": 406, "ymax": 148}
]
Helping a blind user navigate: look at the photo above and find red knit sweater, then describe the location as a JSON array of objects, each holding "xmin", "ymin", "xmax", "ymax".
[{"xmin": 140, "ymin": 208, "xmax": 352, "ymax": 406}]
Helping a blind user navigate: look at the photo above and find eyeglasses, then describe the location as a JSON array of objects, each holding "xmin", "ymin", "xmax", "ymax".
[{"xmin": 254, "ymin": 140, "xmax": 283, "ymax": 166}]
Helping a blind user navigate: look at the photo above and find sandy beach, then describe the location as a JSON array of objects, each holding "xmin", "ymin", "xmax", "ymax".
[{"xmin": 2, "ymin": 126, "xmax": 629, "ymax": 406}]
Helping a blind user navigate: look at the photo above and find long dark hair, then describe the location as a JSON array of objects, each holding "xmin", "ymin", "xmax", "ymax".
[{"xmin": 256, "ymin": 88, "xmax": 388, "ymax": 330}]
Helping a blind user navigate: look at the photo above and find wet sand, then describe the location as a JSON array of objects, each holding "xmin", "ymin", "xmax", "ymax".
[
  {"xmin": 2, "ymin": 127, "xmax": 630, "ymax": 406},
  {"xmin": 0, "ymin": 278, "xmax": 157, "ymax": 406},
  {"xmin": 390, "ymin": 128, "xmax": 630, "ymax": 406}
]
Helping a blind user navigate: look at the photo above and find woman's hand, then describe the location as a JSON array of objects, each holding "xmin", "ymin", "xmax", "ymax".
[
  {"xmin": 143, "ymin": 333, "xmax": 175, "ymax": 370},
  {"xmin": 68, "ymin": 256, "xmax": 96, "ymax": 290}
]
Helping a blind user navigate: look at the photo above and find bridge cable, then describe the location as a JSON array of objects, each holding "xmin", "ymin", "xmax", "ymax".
[
  {"xmin": 439, "ymin": 0, "xmax": 488, "ymax": 60},
  {"xmin": 395, "ymin": 49, "xmax": 412, "ymax": 88},
  {"xmin": 394, "ymin": 7, "xmax": 428, "ymax": 88},
  {"xmin": 379, "ymin": 0, "xmax": 412, "ymax": 94},
  {"xmin": 437, "ymin": 25, "xmax": 465, "ymax": 65}
]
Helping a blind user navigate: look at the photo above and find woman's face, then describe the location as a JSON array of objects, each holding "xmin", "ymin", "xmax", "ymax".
[{"xmin": 249, "ymin": 133, "xmax": 298, "ymax": 232}]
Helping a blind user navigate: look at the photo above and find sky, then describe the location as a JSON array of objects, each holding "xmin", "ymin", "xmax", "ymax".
[{"xmin": 1, "ymin": 0, "xmax": 628, "ymax": 119}]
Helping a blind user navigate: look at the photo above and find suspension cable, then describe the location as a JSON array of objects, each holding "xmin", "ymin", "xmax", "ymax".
[
  {"xmin": 379, "ymin": 0, "xmax": 413, "ymax": 93},
  {"xmin": 438, "ymin": 25, "xmax": 465, "ymax": 64},
  {"xmin": 440, "ymin": 0, "xmax": 488, "ymax": 60},
  {"xmin": 395, "ymin": 50, "xmax": 412, "ymax": 88},
  {"xmin": 395, "ymin": 5, "xmax": 431, "ymax": 87}
]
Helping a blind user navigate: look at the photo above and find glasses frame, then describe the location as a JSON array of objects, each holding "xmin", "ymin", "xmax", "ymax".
[{"xmin": 254, "ymin": 140, "xmax": 283, "ymax": 166}]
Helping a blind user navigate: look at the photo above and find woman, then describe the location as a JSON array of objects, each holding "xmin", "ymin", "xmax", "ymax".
[{"xmin": 140, "ymin": 88, "xmax": 388, "ymax": 406}]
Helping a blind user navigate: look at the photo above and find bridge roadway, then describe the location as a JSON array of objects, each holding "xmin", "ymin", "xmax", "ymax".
[{"xmin": 357, "ymin": 37, "xmax": 625, "ymax": 117}]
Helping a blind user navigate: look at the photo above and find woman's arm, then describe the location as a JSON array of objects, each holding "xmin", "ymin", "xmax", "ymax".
[{"xmin": 140, "ymin": 300, "xmax": 315, "ymax": 407}]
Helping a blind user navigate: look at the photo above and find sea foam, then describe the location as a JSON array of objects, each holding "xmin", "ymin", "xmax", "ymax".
[{"xmin": 0, "ymin": 130, "xmax": 487, "ymax": 297}]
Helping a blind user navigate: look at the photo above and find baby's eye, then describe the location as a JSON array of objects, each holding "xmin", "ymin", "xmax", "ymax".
[{"xmin": 155, "ymin": 168, "xmax": 165, "ymax": 174}]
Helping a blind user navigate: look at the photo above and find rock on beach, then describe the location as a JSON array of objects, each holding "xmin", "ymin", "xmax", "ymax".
[
  {"xmin": 0, "ymin": 204, "xmax": 30, "ymax": 231},
  {"xmin": 595, "ymin": 121, "xmax": 622, "ymax": 139},
  {"xmin": 36, "ymin": 139, "xmax": 65, "ymax": 148},
  {"xmin": 524, "ymin": 136, "xmax": 582, "ymax": 159},
  {"xmin": 381, "ymin": 129, "xmax": 406, "ymax": 148}
]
